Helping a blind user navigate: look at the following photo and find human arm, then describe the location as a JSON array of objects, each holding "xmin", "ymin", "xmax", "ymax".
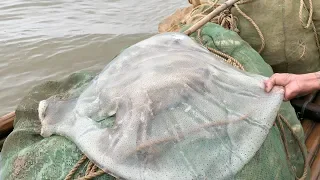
[{"xmin": 264, "ymin": 72, "xmax": 320, "ymax": 101}]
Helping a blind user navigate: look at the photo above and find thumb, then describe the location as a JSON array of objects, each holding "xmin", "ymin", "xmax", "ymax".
[{"xmin": 283, "ymin": 80, "xmax": 303, "ymax": 101}]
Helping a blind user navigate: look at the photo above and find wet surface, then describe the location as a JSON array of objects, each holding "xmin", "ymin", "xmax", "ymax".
[{"xmin": 0, "ymin": 0, "xmax": 187, "ymax": 115}]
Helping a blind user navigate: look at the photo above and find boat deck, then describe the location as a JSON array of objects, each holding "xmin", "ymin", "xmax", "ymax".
[{"xmin": 302, "ymin": 119, "xmax": 320, "ymax": 180}]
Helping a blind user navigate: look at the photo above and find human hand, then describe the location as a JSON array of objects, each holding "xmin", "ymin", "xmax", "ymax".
[{"xmin": 264, "ymin": 72, "xmax": 320, "ymax": 101}]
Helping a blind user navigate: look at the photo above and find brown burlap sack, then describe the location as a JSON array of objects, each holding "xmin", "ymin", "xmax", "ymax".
[
  {"xmin": 159, "ymin": 0, "xmax": 320, "ymax": 74},
  {"xmin": 159, "ymin": 1, "xmax": 232, "ymax": 33},
  {"xmin": 315, "ymin": 1, "xmax": 320, "ymax": 44},
  {"xmin": 304, "ymin": 0, "xmax": 320, "ymax": 46},
  {"xmin": 230, "ymin": 0, "xmax": 320, "ymax": 74},
  {"xmin": 158, "ymin": 6, "xmax": 194, "ymax": 33}
]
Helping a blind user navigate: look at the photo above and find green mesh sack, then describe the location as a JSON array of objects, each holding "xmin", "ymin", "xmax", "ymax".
[
  {"xmin": 231, "ymin": 0, "xmax": 320, "ymax": 74},
  {"xmin": 1, "ymin": 23, "xmax": 309, "ymax": 179},
  {"xmin": 0, "ymin": 73, "xmax": 115, "ymax": 180}
]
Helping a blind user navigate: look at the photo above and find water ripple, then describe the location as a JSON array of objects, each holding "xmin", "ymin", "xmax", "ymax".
[{"xmin": 0, "ymin": 0, "xmax": 188, "ymax": 115}]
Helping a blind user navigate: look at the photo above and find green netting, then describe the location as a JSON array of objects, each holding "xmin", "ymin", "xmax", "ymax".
[
  {"xmin": 1, "ymin": 23, "xmax": 309, "ymax": 179},
  {"xmin": 0, "ymin": 73, "xmax": 115, "ymax": 180}
]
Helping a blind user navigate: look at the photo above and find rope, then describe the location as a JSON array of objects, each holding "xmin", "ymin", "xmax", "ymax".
[
  {"xmin": 312, "ymin": 22, "xmax": 320, "ymax": 51},
  {"xmin": 207, "ymin": 47, "xmax": 245, "ymax": 70},
  {"xmin": 189, "ymin": 0, "xmax": 201, "ymax": 7},
  {"xmin": 275, "ymin": 121, "xmax": 291, "ymax": 161},
  {"xmin": 298, "ymin": 0, "xmax": 320, "ymax": 57},
  {"xmin": 276, "ymin": 116, "xmax": 301, "ymax": 180},
  {"xmin": 277, "ymin": 114, "xmax": 308, "ymax": 180},
  {"xmin": 77, "ymin": 169, "xmax": 105, "ymax": 180},
  {"xmin": 185, "ymin": 0, "xmax": 219, "ymax": 26},
  {"xmin": 279, "ymin": 118, "xmax": 291, "ymax": 161},
  {"xmin": 64, "ymin": 157, "xmax": 109, "ymax": 180},
  {"xmin": 89, "ymin": 165, "xmax": 98, "ymax": 174},
  {"xmin": 196, "ymin": 28, "xmax": 245, "ymax": 71},
  {"xmin": 299, "ymin": 0, "xmax": 313, "ymax": 29},
  {"xmin": 185, "ymin": 1, "xmax": 240, "ymax": 32},
  {"xmin": 65, "ymin": 155, "xmax": 118, "ymax": 179},
  {"xmin": 85, "ymin": 161, "xmax": 94, "ymax": 176},
  {"xmin": 190, "ymin": 0, "xmax": 219, "ymax": 17},
  {"xmin": 237, "ymin": 0, "xmax": 254, "ymax": 4},
  {"xmin": 233, "ymin": 2, "xmax": 265, "ymax": 53},
  {"xmin": 65, "ymin": 155, "xmax": 88, "ymax": 180},
  {"xmin": 298, "ymin": 42, "xmax": 307, "ymax": 59},
  {"xmin": 183, "ymin": 0, "xmax": 241, "ymax": 35}
]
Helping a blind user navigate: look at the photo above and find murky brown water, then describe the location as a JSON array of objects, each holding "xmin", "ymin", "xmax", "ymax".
[{"xmin": 0, "ymin": 0, "xmax": 187, "ymax": 116}]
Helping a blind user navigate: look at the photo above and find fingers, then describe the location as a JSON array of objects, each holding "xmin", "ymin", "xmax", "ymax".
[
  {"xmin": 264, "ymin": 80, "xmax": 273, "ymax": 93},
  {"xmin": 264, "ymin": 73, "xmax": 291, "ymax": 92},
  {"xmin": 263, "ymin": 73, "xmax": 315, "ymax": 101}
]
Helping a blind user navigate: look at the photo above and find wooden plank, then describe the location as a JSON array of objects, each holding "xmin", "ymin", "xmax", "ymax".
[
  {"xmin": 302, "ymin": 119, "xmax": 316, "ymax": 140},
  {"xmin": 305, "ymin": 93, "xmax": 320, "ymax": 179},
  {"xmin": 310, "ymin": 135, "xmax": 320, "ymax": 180},
  {"xmin": 0, "ymin": 111, "xmax": 15, "ymax": 139},
  {"xmin": 305, "ymin": 123, "xmax": 320, "ymax": 166}
]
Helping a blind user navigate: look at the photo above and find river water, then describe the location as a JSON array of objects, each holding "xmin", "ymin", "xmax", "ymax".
[{"xmin": 0, "ymin": 0, "xmax": 188, "ymax": 116}]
